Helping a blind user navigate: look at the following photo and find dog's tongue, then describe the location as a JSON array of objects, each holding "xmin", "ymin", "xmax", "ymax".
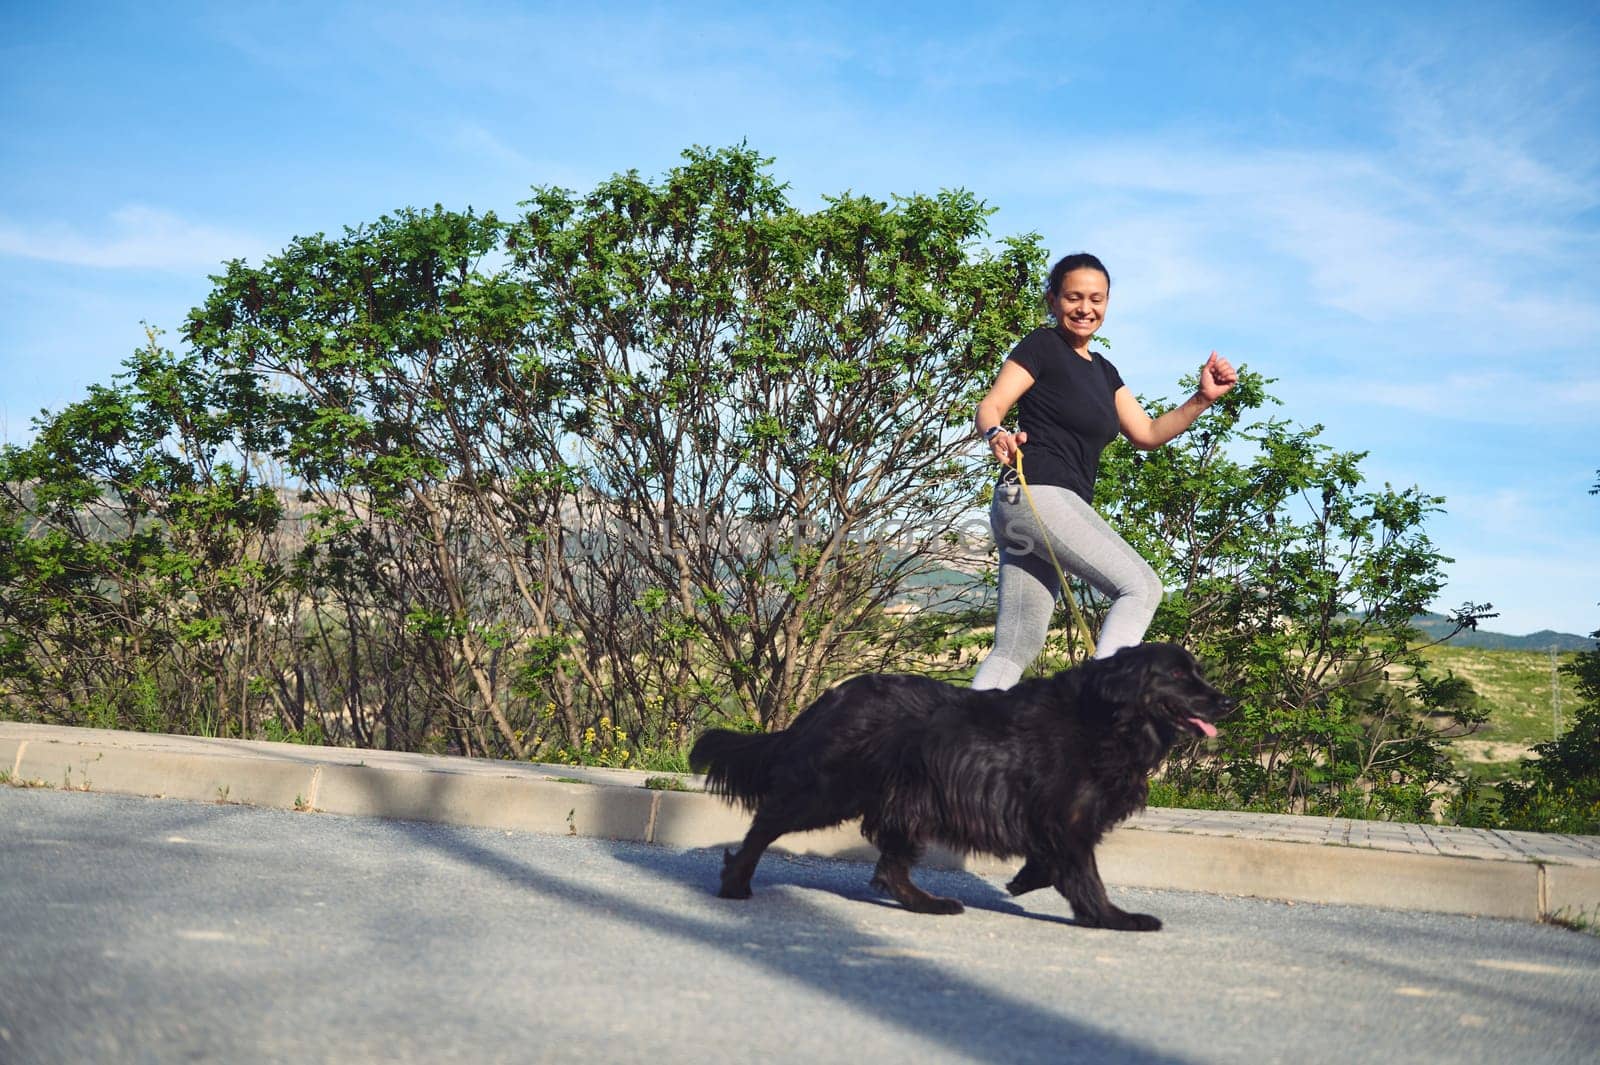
[{"xmin": 1188, "ymin": 717, "xmax": 1218, "ymax": 738}]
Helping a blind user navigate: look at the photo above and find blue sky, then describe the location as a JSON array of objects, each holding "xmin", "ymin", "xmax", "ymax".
[{"xmin": 2, "ymin": 1, "xmax": 1597, "ymax": 637}]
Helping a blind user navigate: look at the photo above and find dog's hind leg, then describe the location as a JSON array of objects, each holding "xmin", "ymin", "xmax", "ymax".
[
  {"xmin": 1053, "ymin": 844, "xmax": 1161, "ymax": 932},
  {"xmin": 867, "ymin": 831, "xmax": 964, "ymax": 915},
  {"xmin": 719, "ymin": 813, "xmax": 787, "ymax": 899}
]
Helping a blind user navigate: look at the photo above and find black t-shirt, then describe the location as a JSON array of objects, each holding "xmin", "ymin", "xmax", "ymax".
[{"xmin": 1003, "ymin": 326, "xmax": 1126, "ymax": 502}]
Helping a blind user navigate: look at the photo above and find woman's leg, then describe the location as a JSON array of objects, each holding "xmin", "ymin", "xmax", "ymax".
[
  {"xmin": 972, "ymin": 483, "xmax": 1162, "ymax": 689},
  {"xmin": 1027, "ymin": 488, "xmax": 1162, "ymax": 659},
  {"xmin": 970, "ymin": 538, "xmax": 1058, "ymax": 690}
]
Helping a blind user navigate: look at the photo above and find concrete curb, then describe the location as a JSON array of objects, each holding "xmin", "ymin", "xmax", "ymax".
[{"xmin": 4, "ymin": 722, "xmax": 1597, "ymax": 924}]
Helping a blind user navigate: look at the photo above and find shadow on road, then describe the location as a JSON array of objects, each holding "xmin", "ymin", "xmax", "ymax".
[
  {"xmin": 354, "ymin": 781, "xmax": 1185, "ymax": 1065},
  {"xmin": 645, "ymin": 785, "xmax": 1098, "ymax": 926}
]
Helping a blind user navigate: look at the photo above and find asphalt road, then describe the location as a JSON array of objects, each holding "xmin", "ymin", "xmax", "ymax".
[{"xmin": 2, "ymin": 788, "xmax": 1597, "ymax": 1065}]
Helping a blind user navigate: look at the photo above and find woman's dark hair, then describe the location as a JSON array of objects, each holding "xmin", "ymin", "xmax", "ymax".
[{"xmin": 1045, "ymin": 252, "xmax": 1111, "ymax": 298}]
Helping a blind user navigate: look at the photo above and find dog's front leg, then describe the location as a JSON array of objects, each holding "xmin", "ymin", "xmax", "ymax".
[
  {"xmin": 1054, "ymin": 844, "xmax": 1161, "ymax": 932},
  {"xmin": 1005, "ymin": 856, "xmax": 1055, "ymax": 896},
  {"xmin": 867, "ymin": 831, "xmax": 964, "ymax": 915}
]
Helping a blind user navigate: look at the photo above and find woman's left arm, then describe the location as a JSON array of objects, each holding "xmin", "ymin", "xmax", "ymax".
[{"xmin": 1115, "ymin": 351, "xmax": 1238, "ymax": 450}]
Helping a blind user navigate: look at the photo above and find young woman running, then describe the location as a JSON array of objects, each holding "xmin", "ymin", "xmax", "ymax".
[{"xmin": 971, "ymin": 252, "xmax": 1238, "ymax": 690}]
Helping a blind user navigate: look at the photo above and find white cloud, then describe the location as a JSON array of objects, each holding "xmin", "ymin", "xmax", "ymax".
[
  {"xmin": 451, "ymin": 124, "xmax": 538, "ymax": 173},
  {"xmin": 1355, "ymin": 371, "xmax": 1600, "ymax": 425},
  {"xmin": 0, "ymin": 206, "xmax": 269, "ymax": 271},
  {"xmin": 1381, "ymin": 34, "xmax": 1600, "ymax": 215}
]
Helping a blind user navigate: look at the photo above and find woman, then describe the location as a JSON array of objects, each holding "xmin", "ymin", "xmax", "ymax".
[{"xmin": 971, "ymin": 252, "xmax": 1237, "ymax": 689}]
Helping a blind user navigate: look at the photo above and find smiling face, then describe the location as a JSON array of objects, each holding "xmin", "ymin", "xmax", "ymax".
[{"xmin": 1048, "ymin": 267, "xmax": 1110, "ymax": 347}]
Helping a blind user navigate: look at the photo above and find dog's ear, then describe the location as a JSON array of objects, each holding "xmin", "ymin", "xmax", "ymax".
[
  {"xmin": 1082, "ymin": 648, "xmax": 1173, "ymax": 768},
  {"xmin": 1081, "ymin": 650, "xmax": 1147, "ymax": 714}
]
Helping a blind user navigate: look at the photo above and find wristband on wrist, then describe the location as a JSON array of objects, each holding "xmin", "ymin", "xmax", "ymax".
[{"xmin": 983, "ymin": 425, "xmax": 1008, "ymax": 442}]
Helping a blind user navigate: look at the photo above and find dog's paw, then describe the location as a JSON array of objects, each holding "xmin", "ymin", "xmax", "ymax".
[
  {"xmin": 916, "ymin": 897, "xmax": 965, "ymax": 916},
  {"xmin": 872, "ymin": 875, "xmax": 965, "ymax": 915},
  {"xmin": 1108, "ymin": 912, "xmax": 1162, "ymax": 932},
  {"xmin": 898, "ymin": 893, "xmax": 965, "ymax": 916},
  {"xmin": 1076, "ymin": 909, "xmax": 1162, "ymax": 932},
  {"xmin": 717, "ymin": 883, "xmax": 753, "ymax": 900}
]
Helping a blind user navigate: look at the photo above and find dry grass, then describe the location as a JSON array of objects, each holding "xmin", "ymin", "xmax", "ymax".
[{"xmin": 1405, "ymin": 645, "xmax": 1583, "ymax": 774}]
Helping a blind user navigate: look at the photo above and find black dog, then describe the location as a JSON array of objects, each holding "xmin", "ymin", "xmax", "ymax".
[{"xmin": 689, "ymin": 642, "xmax": 1233, "ymax": 931}]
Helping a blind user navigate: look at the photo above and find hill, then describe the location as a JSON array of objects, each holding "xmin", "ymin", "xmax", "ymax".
[{"xmin": 1410, "ymin": 613, "xmax": 1596, "ymax": 652}]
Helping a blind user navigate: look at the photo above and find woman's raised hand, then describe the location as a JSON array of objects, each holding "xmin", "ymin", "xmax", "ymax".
[{"xmin": 1198, "ymin": 351, "xmax": 1238, "ymax": 402}]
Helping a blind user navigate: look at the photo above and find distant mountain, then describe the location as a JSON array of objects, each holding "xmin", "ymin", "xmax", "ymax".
[{"xmin": 1408, "ymin": 613, "xmax": 1596, "ymax": 652}]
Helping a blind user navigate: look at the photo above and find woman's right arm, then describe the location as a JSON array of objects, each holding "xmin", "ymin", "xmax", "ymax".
[{"xmin": 975, "ymin": 360, "xmax": 1035, "ymax": 467}]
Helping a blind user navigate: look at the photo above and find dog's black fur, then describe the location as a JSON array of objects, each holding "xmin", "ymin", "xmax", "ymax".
[{"xmin": 689, "ymin": 642, "xmax": 1233, "ymax": 931}]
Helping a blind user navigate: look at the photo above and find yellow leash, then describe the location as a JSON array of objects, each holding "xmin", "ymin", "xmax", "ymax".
[{"xmin": 1011, "ymin": 448, "xmax": 1098, "ymax": 659}]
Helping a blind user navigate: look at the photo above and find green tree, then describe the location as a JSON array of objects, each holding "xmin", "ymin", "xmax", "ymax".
[
  {"xmin": 183, "ymin": 203, "xmax": 547, "ymax": 756},
  {"xmin": 507, "ymin": 146, "xmax": 1041, "ymax": 730},
  {"xmin": 0, "ymin": 331, "xmax": 290, "ymax": 736}
]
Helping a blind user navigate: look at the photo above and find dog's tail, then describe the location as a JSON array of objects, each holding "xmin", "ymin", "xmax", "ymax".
[{"xmin": 689, "ymin": 728, "xmax": 786, "ymax": 811}]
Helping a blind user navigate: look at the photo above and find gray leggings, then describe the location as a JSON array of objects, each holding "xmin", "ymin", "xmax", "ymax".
[{"xmin": 970, "ymin": 480, "xmax": 1162, "ymax": 690}]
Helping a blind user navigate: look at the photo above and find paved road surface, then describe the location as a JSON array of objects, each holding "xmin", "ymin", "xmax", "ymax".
[{"xmin": 2, "ymin": 788, "xmax": 1597, "ymax": 1065}]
